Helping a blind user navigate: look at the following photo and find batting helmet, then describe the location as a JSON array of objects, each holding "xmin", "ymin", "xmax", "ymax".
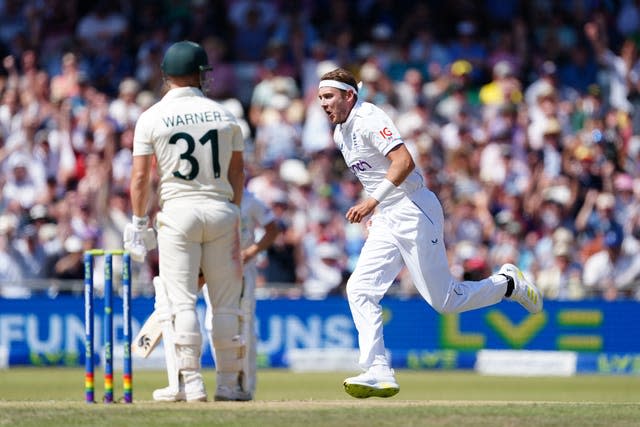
[{"xmin": 161, "ymin": 41, "xmax": 211, "ymax": 76}]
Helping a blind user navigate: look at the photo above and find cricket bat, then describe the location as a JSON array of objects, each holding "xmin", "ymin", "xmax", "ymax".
[{"xmin": 132, "ymin": 309, "xmax": 162, "ymax": 358}]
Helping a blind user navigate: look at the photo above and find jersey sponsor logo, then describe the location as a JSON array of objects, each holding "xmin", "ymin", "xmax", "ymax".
[
  {"xmin": 349, "ymin": 159, "xmax": 372, "ymax": 175},
  {"xmin": 379, "ymin": 127, "xmax": 393, "ymax": 139}
]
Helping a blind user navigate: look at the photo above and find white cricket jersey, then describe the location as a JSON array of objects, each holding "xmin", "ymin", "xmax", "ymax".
[
  {"xmin": 334, "ymin": 101, "xmax": 424, "ymax": 209},
  {"xmin": 240, "ymin": 189, "xmax": 275, "ymax": 250},
  {"xmin": 133, "ymin": 87, "xmax": 244, "ymax": 205}
]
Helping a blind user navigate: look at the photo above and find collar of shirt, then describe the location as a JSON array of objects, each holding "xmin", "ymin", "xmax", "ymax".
[
  {"xmin": 162, "ymin": 86, "xmax": 205, "ymax": 100},
  {"xmin": 338, "ymin": 99, "xmax": 363, "ymax": 131}
]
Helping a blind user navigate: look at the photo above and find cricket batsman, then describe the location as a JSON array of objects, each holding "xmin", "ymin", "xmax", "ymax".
[{"xmin": 126, "ymin": 40, "xmax": 246, "ymax": 402}]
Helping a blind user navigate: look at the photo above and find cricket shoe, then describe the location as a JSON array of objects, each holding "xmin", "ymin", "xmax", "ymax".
[
  {"xmin": 343, "ymin": 368, "xmax": 399, "ymax": 398},
  {"xmin": 214, "ymin": 385, "xmax": 252, "ymax": 401},
  {"xmin": 152, "ymin": 379, "xmax": 207, "ymax": 402},
  {"xmin": 500, "ymin": 263, "xmax": 543, "ymax": 313}
]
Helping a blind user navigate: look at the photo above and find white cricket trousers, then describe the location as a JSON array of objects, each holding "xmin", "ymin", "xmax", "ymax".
[
  {"xmin": 347, "ymin": 189, "xmax": 507, "ymax": 369},
  {"xmin": 156, "ymin": 198, "xmax": 242, "ymax": 338}
]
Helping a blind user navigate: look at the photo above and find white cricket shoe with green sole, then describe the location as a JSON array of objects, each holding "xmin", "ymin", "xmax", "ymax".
[{"xmin": 343, "ymin": 368, "xmax": 399, "ymax": 398}]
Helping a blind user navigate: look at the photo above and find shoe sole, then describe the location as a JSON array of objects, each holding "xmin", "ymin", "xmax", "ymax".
[
  {"xmin": 186, "ymin": 394, "xmax": 208, "ymax": 402},
  {"xmin": 152, "ymin": 393, "xmax": 207, "ymax": 402},
  {"xmin": 214, "ymin": 395, "xmax": 252, "ymax": 402},
  {"xmin": 153, "ymin": 396, "xmax": 186, "ymax": 402},
  {"xmin": 343, "ymin": 381, "xmax": 399, "ymax": 398}
]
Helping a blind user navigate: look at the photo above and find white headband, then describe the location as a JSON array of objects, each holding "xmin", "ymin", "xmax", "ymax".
[{"xmin": 319, "ymin": 80, "xmax": 357, "ymax": 93}]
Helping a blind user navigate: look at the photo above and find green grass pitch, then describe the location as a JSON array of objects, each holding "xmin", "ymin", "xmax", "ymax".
[{"xmin": 1, "ymin": 368, "xmax": 639, "ymax": 426}]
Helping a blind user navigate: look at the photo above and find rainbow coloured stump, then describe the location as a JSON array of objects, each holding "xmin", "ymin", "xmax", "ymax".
[{"xmin": 84, "ymin": 249, "xmax": 133, "ymax": 404}]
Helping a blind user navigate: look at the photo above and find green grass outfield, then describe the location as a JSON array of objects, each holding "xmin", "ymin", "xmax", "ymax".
[{"xmin": 0, "ymin": 368, "xmax": 639, "ymax": 426}]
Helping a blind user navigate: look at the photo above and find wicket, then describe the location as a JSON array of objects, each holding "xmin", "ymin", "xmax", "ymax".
[{"xmin": 84, "ymin": 249, "xmax": 133, "ymax": 404}]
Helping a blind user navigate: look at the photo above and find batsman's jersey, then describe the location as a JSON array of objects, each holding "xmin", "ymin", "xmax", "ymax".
[
  {"xmin": 333, "ymin": 101, "xmax": 424, "ymax": 209},
  {"xmin": 132, "ymin": 87, "xmax": 244, "ymax": 205}
]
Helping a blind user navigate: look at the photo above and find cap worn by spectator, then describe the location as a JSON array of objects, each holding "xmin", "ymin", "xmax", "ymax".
[
  {"xmin": 451, "ymin": 60, "xmax": 473, "ymax": 77},
  {"xmin": 316, "ymin": 242, "xmax": 342, "ymax": 260},
  {"xmin": 119, "ymin": 78, "xmax": 140, "ymax": 96},
  {"xmin": 136, "ymin": 91, "xmax": 157, "ymax": 110},
  {"xmin": 280, "ymin": 158, "xmax": 311, "ymax": 187},
  {"xmin": 537, "ymin": 82, "xmax": 556, "ymax": 100},
  {"xmin": 464, "ymin": 256, "xmax": 488, "ymax": 271},
  {"xmin": 574, "ymin": 144, "xmax": 594, "ymax": 162},
  {"xmin": 553, "ymin": 242, "xmax": 571, "ymax": 257},
  {"xmin": 553, "ymin": 227, "xmax": 575, "ymax": 245},
  {"xmin": 543, "ymin": 119, "xmax": 562, "ymax": 136},
  {"xmin": 543, "ymin": 185, "xmax": 571, "ymax": 206},
  {"xmin": 360, "ymin": 63, "xmax": 381, "ymax": 82},
  {"xmin": 8, "ymin": 153, "xmax": 29, "ymax": 170},
  {"xmin": 38, "ymin": 223, "xmax": 58, "ymax": 242},
  {"xmin": 64, "ymin": 235, "xmax": 83, "ymax": 253},
  {"xmin": 271, "ymin": 190, "xmax": 289, "ymax": 207},
  {"xmin": 29, "ymin": 204, "xmax": 49, "ymax": 222},
  {"xmin": 614, "ymin": 173, "xmax": 633, "ymax": 192},
  {"xmin": 493, "ymin": 61, "xmax": 513, "ymax": 78},
  {"xmin": 269, "ymin": 93, "xmax": 291, "ymax": 111},
  {"xmin": 455, "ymin": 240, "xmax": 478, "ymax": 262},
  {"xmin": 596, "ymin": 193, "xmax": 615, "ymax": 210},
  {"xmin": 316, "ymin": 60, "xmax": 339, "ymax": 79}
]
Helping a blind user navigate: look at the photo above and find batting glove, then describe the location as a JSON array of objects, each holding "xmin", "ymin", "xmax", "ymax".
[{"xmin": 123, "ymin": 215, "xmax": 157, "ymax": 262}]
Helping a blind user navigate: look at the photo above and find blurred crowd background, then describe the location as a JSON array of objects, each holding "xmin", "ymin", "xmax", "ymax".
[{"xmin": 1, "ymin": 0, "xmax": 640, "ymax": 302}]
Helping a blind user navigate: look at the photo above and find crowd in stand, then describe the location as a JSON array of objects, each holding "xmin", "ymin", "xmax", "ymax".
[{"xmin": 1, "ymin": 1, "xmax": 640, "ymax": 302}]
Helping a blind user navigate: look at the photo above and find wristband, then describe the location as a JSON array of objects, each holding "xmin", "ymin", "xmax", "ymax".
[
  {"xmin": 370, "ymin": 178, "xmax": 396, "ymax": 202},
  {"xmin": 132, "ymin": 215, "xmax": 149, "ymax": 230}
]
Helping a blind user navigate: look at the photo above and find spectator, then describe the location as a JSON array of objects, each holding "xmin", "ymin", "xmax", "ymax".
[
  {"xmin": 48, "ymin": 234, "xmax": 85, "ymax": 281},
  {"xmin": 575, "ymin": 191, "xmax": 624, "ymax": 250},
  {"xmin": 0, "ymin": 213, "xmax": 25, "ymax": 298},
  {"xmin": 261, "ymin": 191, "xmax": 302, "ymax": 289},
  {"xmin": 303, "ymin": 241, "xmax": 347, "ymax": 299},
  {"xmin": 584, "ymin": 20, "xmax": 637, "ymax": 114},
  {"xmin": 583, "ymin": 227, "xmax": 640, "ymax": 300},
  {"xmin": 108, "ymin": 77, "xmax": 142, "ymax": 131},
  {"xmin": 394, "ymin": 68, "xmax": 425, "ymax": 114},
  {"xmin": 536, "ymin": 242, "xmax": 585, "ymax": 300},
  {"xmin": 75, "ymin": 2, "xmax": 128, "ymax": 56},
  {"xmin": 478, "ymin": 60, "xmax": 523, "ymax": 109},
  {"xmin": 228, "ymin": 2, "xmax": 275, "ymax": 62},
  {"xmin": 2, "ymin": 152, "xmax": 41, "ymax": 210},
  {"xmin": 446, "ymin": 20, "xmax": 487, "ymax": 86},
  {"xmin": 50, "ymin": 52, "xmax": 82, "ymax": 102},
  {"xmin": 248, "ymin": 60, "xmax": 299, "ymax": 128},
  {"xmin": 253, "ymin": 94, "xmax": 301, "ymax": 166},
  {"xmin": 558, "ymin": 44, "xmax": 599, "ymax": 95},
  {"xmin": 13, "ymin": 224, "xmax": 49, "ymax": 281},
  {"xmin": 0, "ymin": 2, "xmax": 639, "ymax": 302}
]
